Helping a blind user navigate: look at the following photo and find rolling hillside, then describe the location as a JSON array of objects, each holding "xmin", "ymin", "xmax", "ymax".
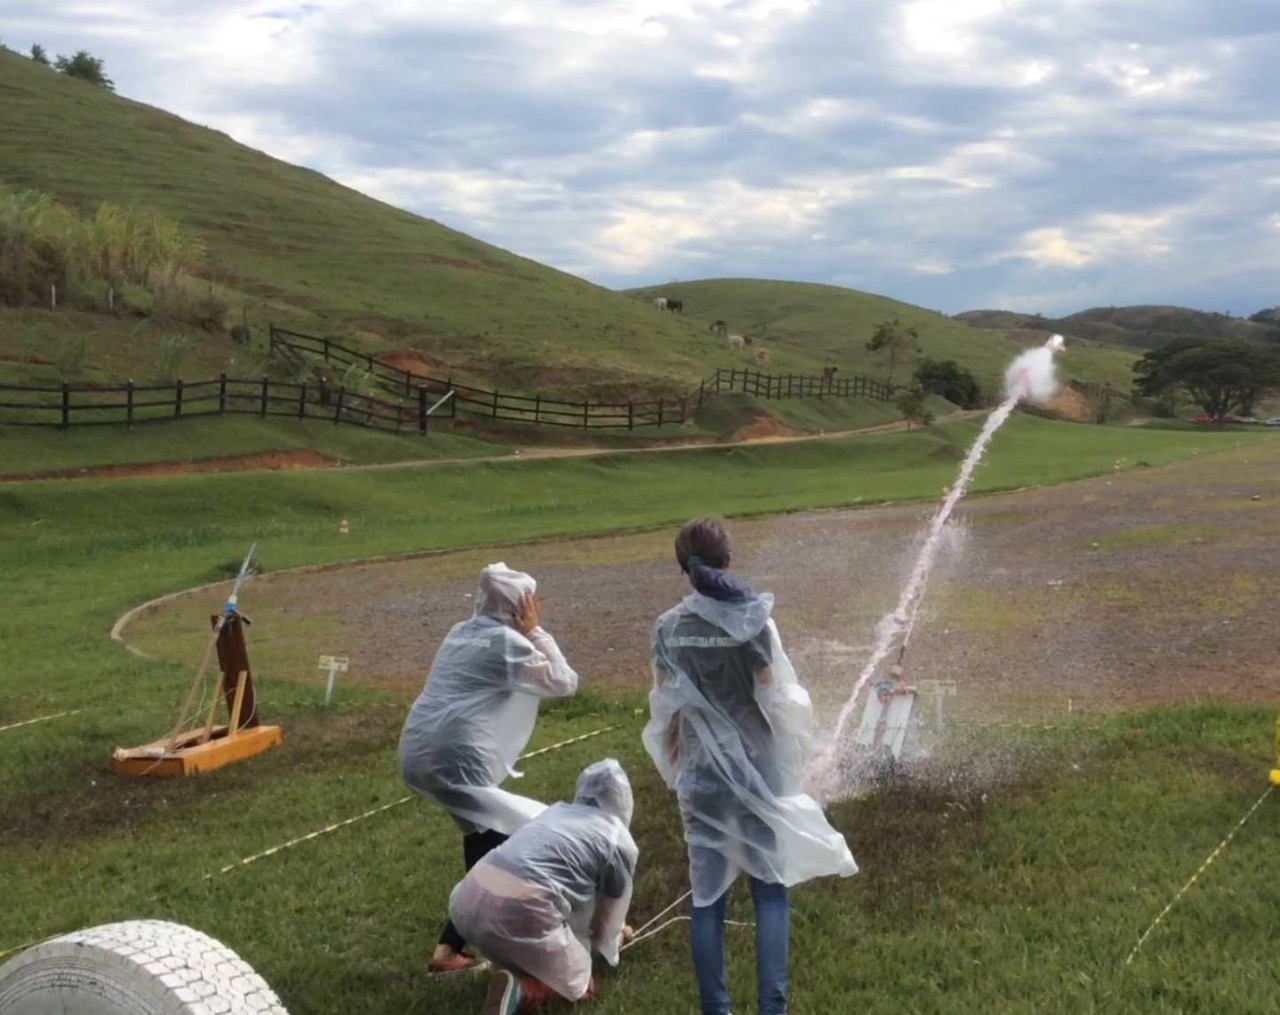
[
  {"xmin": 956, "ymin": 305, "xmax": 1280, "ymax": 352},
  {"xmin": 1, "ymin": 45, "xmax": 1134, "ymax": 414},
  {"xmin": 638, "ymin": 279, "xmax": 1138, "ymax": 392}
]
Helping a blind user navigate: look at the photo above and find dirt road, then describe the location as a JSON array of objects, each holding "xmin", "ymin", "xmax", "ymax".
[{"xmin": 126, "ymin": 442, "xmax": 1280, "ymax": 723}]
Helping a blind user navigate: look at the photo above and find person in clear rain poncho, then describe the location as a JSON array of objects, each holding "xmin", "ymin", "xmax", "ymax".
[
  {"xmin": 449, "ymin": 759, "xmax": 638, "ymax": 1015},
  {"xmin": 400, "ymin": 562, "xmax": 580, "ymax": 975},
  {"xmin": 643, "ymin": 519, "xmax": 857, "ymax": 1015}
]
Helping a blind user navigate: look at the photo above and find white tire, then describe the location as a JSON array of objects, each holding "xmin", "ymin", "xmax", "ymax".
[{"xmin": 0, "ymin": 920, "xmax": 289, "ymax": 1014}]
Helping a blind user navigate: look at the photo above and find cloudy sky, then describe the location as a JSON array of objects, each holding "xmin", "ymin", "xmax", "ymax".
[{"xmin": 6, "ymin": 0, "xmax": 1279, "ymax": 316}]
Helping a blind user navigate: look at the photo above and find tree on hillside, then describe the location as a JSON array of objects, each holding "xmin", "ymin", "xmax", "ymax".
[
  {"xmin": 1133, "ymin": 338, "xmax": 1280, "ymax": 418},
  {"xmin": 866, "ymin": 318, "xmax": 919, "ymax": 386},
  {"xmin": 30, "ymin": 44, "xmax": 50, "ymax": 66},
  {"xmin": 896, "ymin": 382, "xmax": 933, "ymax": 431},
  {"xmin": 55, "ymin": 50, "xmax": 114, "ymax": 90},
  {"xmin": 914, "ymin": 357, "xmax": 982, "ymax": 408}
]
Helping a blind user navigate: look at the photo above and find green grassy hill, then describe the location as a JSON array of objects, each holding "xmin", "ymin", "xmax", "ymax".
[
  {"xmin": 637, "ymin": 279, "xmax": 1137, "ymax": 392},
  {"xmin": 0, "ymin": 47, "xmax": 709, "ymax": 397},
  {"xmin": 1, "ymin": 44, "xmax": 1139, "ymax": 460},
  {"xmin": 957, "ymin": 305, "xmax": 1280, "ymax": 352}
]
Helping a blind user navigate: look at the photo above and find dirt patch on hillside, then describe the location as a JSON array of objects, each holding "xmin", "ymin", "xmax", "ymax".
[
  {"xmin": 1042, "ymin": 386, "xmax": 1095, "ymax": 423},
  {"xmin": 731, "ymin": 412, "xmax": 799, "ymax": 441},
  {"xmin": 1, "ymin": 449, "xmax": 334, "ymax": 483},
  {"xmin": 127, "ymin": 443, "xmax": 1280, "ymax": 723},
  {"xmin": 0, "ymin": 353, "xmax": 55, "ymax": 366},
  {"xmin": 381, "ymin": 349, "xmax": 446, "ymax": 376}
]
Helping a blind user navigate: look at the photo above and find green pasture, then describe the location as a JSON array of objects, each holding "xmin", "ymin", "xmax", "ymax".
[
  {"xmin": 1, "ymin": 418, "xmax": 1277, "ymax": 1014},
  {"xmin": 632, "ymin": 279, "xmax": 1138, "ymax": 393},
  {"xmin": 1, "ymin": 48, "xmax": 1139, "ymax": 406}
]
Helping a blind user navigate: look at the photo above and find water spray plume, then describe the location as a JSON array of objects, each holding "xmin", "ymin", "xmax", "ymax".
[{"xmin": 809, "ymin": 334, "xmax": 1065, "ymax": 800}]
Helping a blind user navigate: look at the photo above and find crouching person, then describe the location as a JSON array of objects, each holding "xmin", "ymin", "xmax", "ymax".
[{"xmin": 449, "ymin": 759, "xmax": 639, "ymax": 1014}]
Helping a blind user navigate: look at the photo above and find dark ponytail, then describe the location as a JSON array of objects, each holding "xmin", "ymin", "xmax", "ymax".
[{"xmin": 675, "ymin": 518, "xmax": 755, "ymax": 603}]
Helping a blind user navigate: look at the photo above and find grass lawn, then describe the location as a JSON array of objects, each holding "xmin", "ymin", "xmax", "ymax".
[
  {"xmin": 0, "ymin": 416, "xmax": 508, "ymax": 476},
  {"xmin": 1, "ymin": 418, "xmax": 1276, "ymax": 1013}
]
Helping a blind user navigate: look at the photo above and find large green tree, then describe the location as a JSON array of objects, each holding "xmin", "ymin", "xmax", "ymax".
[
  {"xmin": 54, "ymin": 50, "xmax": 114, "ymax": 90},
  {"xmin": 1133, "ymin": 338, "xmax": 1280, "ymax": 418},
  {"xmin": 914, "ymin": 357, "xmax": 982, "ymax": 408},
  {"xmin": 866, "ymin": 318, "xmax": 919, "ymax": 387}
]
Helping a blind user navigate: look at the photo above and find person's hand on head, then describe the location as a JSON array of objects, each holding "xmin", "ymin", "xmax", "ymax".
[{"xmin": 515, "ymin": 591, "xmax": 542, "ymax": 635}]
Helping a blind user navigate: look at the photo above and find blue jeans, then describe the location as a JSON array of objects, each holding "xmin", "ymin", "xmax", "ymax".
[{"xmin": 690, "ymin": 877, "xmax": 790, "ymax": 1015}]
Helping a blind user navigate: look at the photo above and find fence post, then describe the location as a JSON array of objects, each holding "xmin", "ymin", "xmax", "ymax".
[
  {"xmin": 418, "ymin": 385, "xmax": 428, "ymax": 434},
  {"xmin": 680, "ymin": 396, "xmax": 687, "ymax": 424},
  {"xmin": 628, "ymin": 401, "xmax": 634, "ymax": 430},
  {"xmin": 491, "ymin": 388, "xmax": 499, "ymax": 419},
  {"xmin": 219, "ymin": 373, "xmax": 227, "ymax": 415},
  {"xmin": 367, "ymin": 353, "xmax": 374, "ymax": 372},
  {"xmin": 299, "ymin": 382, "xmax": 308, "ymax": 419},
  {"xmin": 698, "ymin": 380, "xmax": 705, "ymax": 408},
  {"xmin": 448, "ymin": 380, "xmax": 457, "ymax": 418},
  {"xmin": 729, "ymin": 369, "xmax": 736, "ymax": 391},
  {"xmin": 323, "ymin": 338, "xmax": 331, "ymax": 363},
  {"xmin": 658, "ymin": 398, "xmax": 664, "ymax": 427},
  {"xmin": 175, "ymin": 378, "xmax": 183, "ymax": 419},
  {"xmin": 260, "ymin": 376, "xmax": 269, "ymax": 417},
  {"xmin": 818, "ymin": 374, "xmax": 824, "ymax": 400},
  {"xmin": 334, "ymin": 387, "xmax": 345, "ymax": 424},
  {"xmin": 534, "ymin": 395, "xmax": 541, "ymax": 424},
  {"xmin": 61, "ymin": 382, "xmax": 70, "ymax": 428},
  {"xmin": 126, "ymin": 379, "xmax": 135, "ymax": 428}
]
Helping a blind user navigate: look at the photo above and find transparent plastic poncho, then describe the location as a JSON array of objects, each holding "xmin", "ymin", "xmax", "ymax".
[
  {"xmin": 400, "ymin": 564, "xmax": 579, "ymax": 835},
  {"xmin": 448, "ymin": 760, "xmax": 639, "ymax": 1001},
  {"xmin": 643, "ymin": 591, "xmax": 857, "ymax": 906}
]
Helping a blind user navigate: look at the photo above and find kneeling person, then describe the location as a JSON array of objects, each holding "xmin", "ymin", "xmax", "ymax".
[{"xmin": 450, "ymin": 759, "xmax": 639, "ymax": 1014}]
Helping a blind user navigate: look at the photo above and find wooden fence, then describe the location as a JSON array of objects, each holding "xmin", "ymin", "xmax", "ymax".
[
  {"xmin": 0, "ymin": 327, "xmax": 900, "ymax": 433},
  {"xmin": 706, "ymin": 366, "xmax": 895, "ymax": 402},
  {"xmin": 270, "ymin": 326, "xmax": 695, "ymax": 430},
  {"xmin": 0, "ymin": 374, "xmax": 450, "ymax": 434}
]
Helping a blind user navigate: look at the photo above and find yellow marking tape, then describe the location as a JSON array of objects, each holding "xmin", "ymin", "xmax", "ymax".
[
  {"xmin": 0, "ymin": 710, "xmax": 81, "ymax": 734},
  {"xmin": 1125, "ymin": 784, "xmax": 1274, "ymax": 966},
  {"xmin": 210, "ymin": 724, "xmax": 622, "ymax": 877}
]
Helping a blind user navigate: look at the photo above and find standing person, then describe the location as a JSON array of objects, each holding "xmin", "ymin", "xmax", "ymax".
[
  {"xmin": 449, "ymin": 759, "xmax": 638, "ymax": 1015},
  {"xmin": 643, "ymin": 519, "xmax": 857, "ymax": 1015},
  {"xmin": 401, "ymin": 562, "xmax": 580, "ymax": 975}
]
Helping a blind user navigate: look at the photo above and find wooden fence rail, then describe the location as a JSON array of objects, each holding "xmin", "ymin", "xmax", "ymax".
[
  {"xmin": 0, "ymin": 327, "xmax": 905, "ymax": 433},
  {"xmin": 0, "ymin": 374, "xmax": 447, "ymax": 434}
]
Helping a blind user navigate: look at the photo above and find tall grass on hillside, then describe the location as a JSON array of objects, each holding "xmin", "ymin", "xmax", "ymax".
[{"xmin": 0, "ymin": 185, "xmax": 224, "ymax": 329}]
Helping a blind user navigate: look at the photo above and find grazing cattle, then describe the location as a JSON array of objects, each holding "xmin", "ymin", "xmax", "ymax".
[
  {"xmin": 666, "ymin": 298, "xmax": 684, "ymax": 313},
  {"xmin": 709, "ymin": 320, "xmax": 728, "ymax": 336},
  {"xmin": 653, "ymin": 297, "xmax": 668, "ymax": 311},
  {"xmin": 743, "ymin": 335, "xmax": 754, "ymax": 346},
  {"xmin": 727, "ymin": 334, "xmax": 746, "ymax": 349}
]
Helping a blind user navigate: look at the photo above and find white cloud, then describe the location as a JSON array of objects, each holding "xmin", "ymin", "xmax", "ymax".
[{"xmin": 6, "ymin": 0, "xmax": 1280, "ymax": 315}]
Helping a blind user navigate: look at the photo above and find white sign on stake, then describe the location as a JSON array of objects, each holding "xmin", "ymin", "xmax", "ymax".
[{"xmin": 318, "ymin": 655, "xmax": 349, "ymax": 706}]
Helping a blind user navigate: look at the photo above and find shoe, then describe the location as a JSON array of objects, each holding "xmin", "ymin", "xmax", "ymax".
[
  {"xmin": 516, "ymin": 975, "xmax": 557, "ymax": 1013},
  {"xmin": 482, "ymin": 970, "xmax": 521, "ymax": 1015},
  {"xmin": 428, "ymin": 950, "xmax": 491, "ymax": 976}
]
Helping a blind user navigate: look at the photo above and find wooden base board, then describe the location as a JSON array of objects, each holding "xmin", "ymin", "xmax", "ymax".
[{"xmin": 111, "ymin": 724, "xmax": 283, "ymax": 778}]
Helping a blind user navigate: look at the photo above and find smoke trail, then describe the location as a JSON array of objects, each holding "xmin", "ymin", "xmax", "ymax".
[{"xmin": 809, "ymin": 335, "xmax": 1065, "ymax": 798}]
